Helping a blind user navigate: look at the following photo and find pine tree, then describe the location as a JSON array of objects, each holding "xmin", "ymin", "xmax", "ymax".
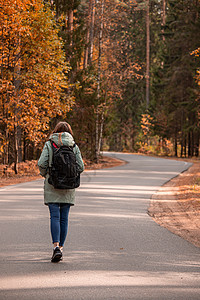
[{"xmin": 151, "ymin": 0, "xmax": 200, "ymax": 156}]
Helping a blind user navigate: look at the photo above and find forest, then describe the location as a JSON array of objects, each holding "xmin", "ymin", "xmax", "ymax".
[{"xmin": 0, "ymin": 0, "xmax": 200, "ymax": 172}]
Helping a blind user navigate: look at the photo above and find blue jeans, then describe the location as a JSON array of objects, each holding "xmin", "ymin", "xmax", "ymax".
[{"xmin": 48, "ymin": 203, "xmax": 70, "ymax": 247}]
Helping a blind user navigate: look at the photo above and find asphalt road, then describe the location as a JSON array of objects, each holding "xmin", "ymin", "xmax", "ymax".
[{"xmin": 0, "ymin": 153, "xmax": 200, "ymax": 300}]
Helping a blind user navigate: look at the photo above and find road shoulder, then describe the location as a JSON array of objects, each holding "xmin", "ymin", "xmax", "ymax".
[{"xmin": 148, "ymin": 162, "xmax": 200, "ymax": 248}]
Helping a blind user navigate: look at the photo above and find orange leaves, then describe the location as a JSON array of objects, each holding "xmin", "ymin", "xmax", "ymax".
[
  {"xmin": 0, "ymin": 0, "xmax": 73, "ymax": 146},
  {"xmin": 191, "ymin": 48, "xmax": 200, "ymax": 89},
  {"xmin": 191, "ymin": 47, "xmax": 200, "ymax": 57},
  {"xmin": 141, "ymin": 114, "xmax": 154, "ymax": 136}
]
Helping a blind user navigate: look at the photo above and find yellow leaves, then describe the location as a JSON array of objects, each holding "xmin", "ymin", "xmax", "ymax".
[
  {"xmin": 191, "ymin": 47, "xmax": 200, "ymax": 57},
  {"xmin": 196, "ymin": 70, "xmax": 200, "ymax": 87},
  {"xmin": 141, "ymin": 114, "xmax": 154, "ymax": 136},
  {"xmin": 0, "ymin": 0, "xmax": 73, "ymax": 144},
  {"xmin": 191, "ymin": 48, "xmax": 200, "ymax": 89}
]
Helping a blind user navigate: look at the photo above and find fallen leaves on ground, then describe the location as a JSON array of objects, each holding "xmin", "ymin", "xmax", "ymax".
[
  {"xmin": 149, "ymin": 162, "xmax": 200, "ymax": 248},
  {"xmin": 0, "ymin": 156, "xmax": 124, "ymax": 188}
]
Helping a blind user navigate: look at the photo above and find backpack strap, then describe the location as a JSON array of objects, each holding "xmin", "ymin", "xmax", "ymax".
[
  {"xmin": 48, "ymin": 140, "xmax": 59, "ymax": 168},
  {"xmin": 50, "ymin": 140, "xmax": 59, "ymax": 150},
  {"xmin": 52, "ymin": 142, "xmax": 59, "ymax": 149}
]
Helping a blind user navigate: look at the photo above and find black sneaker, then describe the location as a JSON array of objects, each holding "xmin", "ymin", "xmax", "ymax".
[{"xmin": 51, "ymin": 247, "xmax": 62, "ymax": 263}]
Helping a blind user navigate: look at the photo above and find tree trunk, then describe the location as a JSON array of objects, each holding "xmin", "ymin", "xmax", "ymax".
[
  {"xmin": 23, "ymin": 131, "xmax": 26, "ymax": 162},
  {"xmin": 191, "ymin": 129, "xmax": 194, "ymax": 157},
  {"xmin": 4, "ymin": 129, "xmax": 9, "ymax": 165},
  {"xmin": 95, "ymin": 0, "xmax": 104, "ymax": 162},
  {"xmin": 14, "ymin": 125, "xmax": 18, "ymax": 174},
  {"xmin": 162, "ymin": 0, "xmax": 166, "ymax": 27},
  {"xmin": 184, "ymin": 136, "xmax": 187, "ymax": 157},
  {"xmin": 131, "ymin": 130, "xmax": 135, "ymax": 151},
  {"xmin": 174, "ymin": 135, "xmax": 177, "ymax": 157},
  {"xmin": 146, "ymin": 0, "xmax": 150, "ymax": 107},
  {"xmin": 98, "ymin": 89, "xmax": 107, "ymax": 157},
  {"xmin": 13, "ymin": 34, "xmax": 21, "ymax": 173},
  {"xmin": 88, "ymin": 0, "xmax": 96, "ymax": 65},
  {"xmin": 188, "ymin": 131, "xmax": 191, "ymax": 157},
  {"xmin": 17, "ymin": 125, "xmax": 22, "ymax": 162},
  {"xmin": 181, "ymin": 135, "xmax": 183, "ymax": 157},
  {"xmin": 195, "ymin": 133, "xmax": 199, "ymax": 157},
  {"xmin": 84, "ymin": 0, "xmax": 93, "ymax": 68},
  {"xmin": 68, "ymin": 7, "xmax": 74, "ymax": 47},
  {"xmin": 27, "ymin": 142, "xmax": 34, "ymax": 161},
  {"xmin": 98, "ymin": 111, "xmax": 104, "ymax": 157}
]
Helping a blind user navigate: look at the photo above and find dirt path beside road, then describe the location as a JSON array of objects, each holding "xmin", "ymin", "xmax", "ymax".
[{"xmin": 149, "ymin": 162, "xmax": 200, "ymax": 248}]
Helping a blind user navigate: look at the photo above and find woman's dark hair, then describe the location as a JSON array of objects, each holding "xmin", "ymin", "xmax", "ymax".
[{"xmin": 53, "ymin": 121, "xmax": 73, "ymax": 135}]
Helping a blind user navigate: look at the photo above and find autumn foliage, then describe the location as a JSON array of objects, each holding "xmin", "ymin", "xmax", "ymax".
[
  {"xmin": 0, "ymin": 0, "xmax": 73, "ymax": 168},
  {"xmin": 0, "ymin": 0, "xmax": 200, "ymax": 172}
]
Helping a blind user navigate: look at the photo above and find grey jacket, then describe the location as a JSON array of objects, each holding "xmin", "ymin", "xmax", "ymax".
[{"xmin": 38, "ymin": 132, "xmax": 84, "ymax": 205}]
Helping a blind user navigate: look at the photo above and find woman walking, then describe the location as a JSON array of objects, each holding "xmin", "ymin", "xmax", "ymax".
[{"xmin": 38, "ymin": 121, "xmax": 84, "ymax": 262}]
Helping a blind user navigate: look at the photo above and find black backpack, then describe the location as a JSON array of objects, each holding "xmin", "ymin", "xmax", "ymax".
[{"xmin": 48, "ymin": 141, "xmax": 80, "ymax": 189}]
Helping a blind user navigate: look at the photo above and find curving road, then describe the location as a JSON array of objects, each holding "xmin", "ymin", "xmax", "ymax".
[{"xmin": 0, "ymin": 153, "xmax": 200, "ymax": 299}]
